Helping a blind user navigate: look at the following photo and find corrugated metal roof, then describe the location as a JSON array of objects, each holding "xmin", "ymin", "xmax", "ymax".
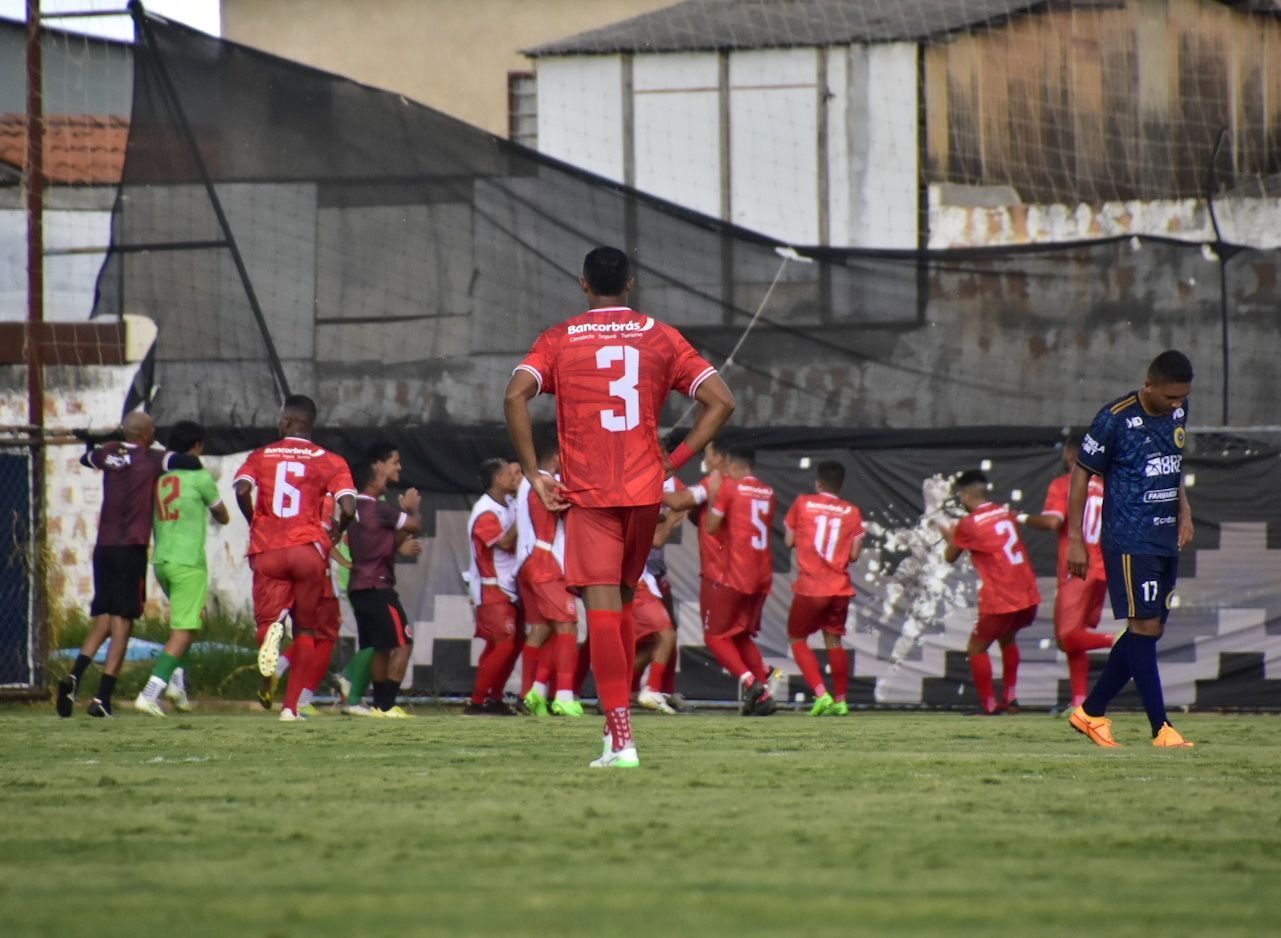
[{"xmin": 525, "ymin": 0, "xmax": 1115, "ymax": 56}]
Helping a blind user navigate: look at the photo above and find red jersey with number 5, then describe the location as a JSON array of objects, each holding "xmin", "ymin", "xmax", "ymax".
[
  {"xmin": 1041, "ymin": 473, "xmax": 1106, "ymax": 582},
  {"xmin": 784, "ymin": 493, "xmax": 864, "ymax": 597},
  {"xmin": 234, "ymin": 437, "xmax": 356, "ymax": 555},
  {"xmin": 711, "ymin": 475, "xmax": 776, "ymax": 594},
  {"xmin": 514, "ymin": 307, "xmax": 716, "ymax": 508},
  {"xmin": 953, "ymin": 503, "xmax": 1041, "ymax": 615}
]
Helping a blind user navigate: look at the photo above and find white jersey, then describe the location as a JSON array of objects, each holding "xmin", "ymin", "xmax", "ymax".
[
  {"xmin": 464, "ymin": 493, "xmax": 519, "ymax": 605},
  {"xmin": 514, "ymin": 472, "xmax": 566, "ymax": 574}
]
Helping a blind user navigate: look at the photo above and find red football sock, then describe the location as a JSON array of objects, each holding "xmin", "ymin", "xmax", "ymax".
[
  {"xmin": 281, "ymin": 643, "xmax": 294, "ymax": 665},
  {"xmin": 705, "ymin": 633, "xmax": 752, "ymax": 682},
  {"xmin": 790, "ymin": 640, "xmax": 827, "ymax": 696},
  {"xmin": 828, "ymin": 645, "xmax": 850, "ymax": 701},
  {"xmin": 1001, "ymin": 642, "xmax": 1020, "ymax": 703},
  {"xmin": 520, "ymin": 642, "xmax": 541, "ymax": 695},
  {"xmin": 588, "ymin": 610, "xmax": 629, "ymax": 711},
  {"xmin": 573, "ymin": 636, "xmax": 591, "ymax": 696},
  {"xmin": 471, "ymin": 640, "xmax": 498, "ymax": 705},
  {"xmin": 605, "ymin": 706, "xmax": 633, "ymax": 751},
  {"xmin": 630, "ymin": 668, "xmax": 642, "ymax": 694},
  {"xmin": 555, "ymin": 633, "xmax": 578, "ymax": 695},
  {"xmin": 733, "ymin": 633, "xmax": 771, "ymax": 684},
  {"xmin": 307, "ymin": 638, "xmax": 335, "ymax": 692},
  {"xmin": 282, "ymin": 633, "xmax": 315, "ymax": 713},
  {"xmin": 535, "ymin": 641, "xmax": 556, "ymax": 687},
  {"xmin": 969, "ymin": 652, "xmax": 996, "ymax": 713},
  {"xmin": 661, "ymin": 645, "xmax": 677, "ymax": 694},
  {"xmin": 1066, "ymin": 651, "xmax": 1091, "ymax": 707},
  {"xmin": 489, "ymin": 634, "xmax": 523, "ymax": 701},
  {"xmin": 646, "ymin": 660, "xmax": 667, "ymax": 694}
]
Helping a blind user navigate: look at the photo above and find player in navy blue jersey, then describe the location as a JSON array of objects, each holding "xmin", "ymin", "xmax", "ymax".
[{"xmin": 1067, "ymin": 350, "xmax": 1196, "ymax": 748}]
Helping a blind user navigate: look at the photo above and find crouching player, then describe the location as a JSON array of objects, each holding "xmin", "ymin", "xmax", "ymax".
[
  {"xmin": 783, "ymin": 460, "xmax": 863, "ymax": 717},
  {"xmin": 134, "ymin": 421, "xmax": 230, "ymax": 716}
]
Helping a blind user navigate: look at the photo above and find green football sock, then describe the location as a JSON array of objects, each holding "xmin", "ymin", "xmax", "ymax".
[
  {"xmin": 344, "ymin": 648, "xmax": 375, "ymax": 703},
  {"xmin": 152, "ymin": 651, "xmax": 181, "ymax": 684}
]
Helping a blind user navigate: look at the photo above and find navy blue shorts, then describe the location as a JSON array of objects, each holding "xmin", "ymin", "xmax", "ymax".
[{"xmin": 1102, "ymin": 551, "xmax": 1178, "ymax": 624}]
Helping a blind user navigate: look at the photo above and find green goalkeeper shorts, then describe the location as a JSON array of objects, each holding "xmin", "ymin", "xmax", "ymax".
[{"xmin": 154, "ymin": 561, "xmax": 209, "ymax": 631}]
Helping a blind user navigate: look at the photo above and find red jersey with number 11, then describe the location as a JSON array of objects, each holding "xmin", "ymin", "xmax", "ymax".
[
  {"xmin": 952, "ymin": 503, "xmax": 1041, "ymax": 615},
  {"xmin": 515, "ymin": 307, "xmax": 716, "ymax": 508},
  {"xmin": 784, "ymin": 493, "xmax": 864, "ymax": 597},
  {"xmin": 234, "ymin": 437, "xmax": 355, "ymax": 556}
]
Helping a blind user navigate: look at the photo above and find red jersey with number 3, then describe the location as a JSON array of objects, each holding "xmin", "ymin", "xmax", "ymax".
[
  {"xmin": 234, "ymin": 437, "xmax": 356, "ymax": 556},
  {"xmin": 1042, "ymin": 472, "xmax": 1106, "ymax": 582},
  {"xmin": 515, "ymin": 307, "xmax": 716, "ymax": 508},
  {"xmin": 953, "ymin": 503, "xmax": 1041, "ymax": 615},
  {"xmin": 784, "ymin": 493, "xmax": 864, "ymax": 597},
  {"xmin": 711, "ymin": 475, "xmax": 776, "ymax": 594}
]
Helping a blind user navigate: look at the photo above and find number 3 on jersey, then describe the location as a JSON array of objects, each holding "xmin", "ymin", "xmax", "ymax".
[
  {"xmin": 597, "ymin": 345, "xmax": 640, "ymax": 432},
  {"xmin": 272, "ymin": 461, "xmax": 305, "ymax": 518}
]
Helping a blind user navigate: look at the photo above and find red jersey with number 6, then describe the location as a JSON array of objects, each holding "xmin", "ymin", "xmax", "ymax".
[
  {"xmin": 711, "ymin": 475, "xmax": 776, "ymax": 594},
  {"xmin": 784, "ymin": 493, "xmax": 864, "ymax": 597},
  {"xmin": 514, "ymin": 307, "xmax": 716, "ymax": 508},
  {"xmin": 952, "ymin": 503, "xmax": 1041, "ymax": 615},
  {"xmin": 1041, "ymin": 473, "xmax": 1106, "ymax": 583},
  {"xmin": 234, "ymin": 437, "xmax": 356, "ymax": 556}
]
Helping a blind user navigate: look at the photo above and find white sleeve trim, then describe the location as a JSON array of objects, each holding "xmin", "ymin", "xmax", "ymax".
[
  {"xmin": 688, "ymin": 366, "xmax": 717, "ymax": 398},
  {"xmin": 709, "ymin": 506, "xmax": 725, "ymax": 518},
  {"xmin": 852, "ymin": 532, "xmax": 866, "ymax": 541},
  {"xmin": 689, "ymin": 483, "xmax": 708, "ymax": 506},
  {"xmin": 395, "ymin": 511, "xmax": 409, "ymax": 530},
  {"xmin": 332, "ymin": 488, "xmax": 357, "ymax": 500},
  {"xmin": 233, "ymin": 474, "xmax": 256, "ymax": 487},
  {"xmin": 209, "ymin": 500, "xmax": 225, "ymax": 511},
  {"xmin": 513, "ymin": 363, "xmax": 544, "ymax": 394},
  {"xmin": 1042, "ymin": 510, "xmax": 1065, "ymax": 520}
]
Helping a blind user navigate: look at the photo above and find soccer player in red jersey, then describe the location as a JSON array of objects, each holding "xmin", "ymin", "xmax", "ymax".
[
  {"xmin": 703, "ymin": 445, "xmax": 779, "ymax": 716},
  {"xmin": 464, "ymin": 458, "xmax": 523, "ymax": 716},
  {"xmin": 938, "ymin": 470, "xmax": 1041, "ymax": 715},
  {"xmin": 784, "ymin": 460, "xmax": 865, "ymax": 717},
  {"xmin": 1021, "ymin": 436, "xmax": 1113, "ymax": 708},
  {"xmin": 233, "ymin": 395, "xmax": 356, "ymax": 722},
  {"xmin": 516, "ymin": 435, "xmax": 584, "ymax": 718},
  {"xmin": 505, "ymin": 246, "xmax": 733, "ymax": 767}
]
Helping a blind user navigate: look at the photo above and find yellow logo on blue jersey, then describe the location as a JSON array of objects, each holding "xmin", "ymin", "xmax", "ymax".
[{"xmin": 1174, "ymin": 426, "xmax": 1185, "ymax": 448}]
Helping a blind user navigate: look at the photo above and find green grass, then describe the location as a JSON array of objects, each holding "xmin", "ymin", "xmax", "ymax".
[{"xmin": 3, "ymin": 708, "xmax": 1279, "ymax": 938}]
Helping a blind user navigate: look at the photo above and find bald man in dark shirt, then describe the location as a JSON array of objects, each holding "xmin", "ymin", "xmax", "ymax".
[{"xmin": 57, "ymin": 412, "xmax": 202, "ymax": 718}]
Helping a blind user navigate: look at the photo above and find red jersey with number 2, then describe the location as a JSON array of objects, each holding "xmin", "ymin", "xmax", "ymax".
[
  {"xmin": 711, "ymin": 475, "xmax": 776, "ymax": 594},
  {"xmin": 952, "ymin": 503, "xmax": 1041, "ymax": 615},
  {"xmin": 515, "ymin": 307, "xmax": 716, "ymax": 508},
  {"xmin": 784, "ymin": 493, "xmax": 864, "ymax": 597},
  {"xmin": 234, "ymin": 437, "xmax": 356, "ymax": 556},
  {"xmin": 1042, "ymin": 472, "xmax": 1106, "ymax": 582}
]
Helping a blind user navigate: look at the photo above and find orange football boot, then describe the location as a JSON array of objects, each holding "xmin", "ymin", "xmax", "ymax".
[
  {"xmin": 1069, "ymin": 707, "xmax": 1122, "ymax": 748},
  {"xmin": 1152, "ymin": 723, "xmax": 1194, "ymax": 748}
]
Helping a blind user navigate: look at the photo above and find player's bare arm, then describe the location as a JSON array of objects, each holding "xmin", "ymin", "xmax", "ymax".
[
  {"xmin": 850, "ymin": 536, "xmax": 863, "ymax": 565},
  {"xmin": 1178, "ymin": 482, "xmax": 1193, "ymax": 549},
  {"xmin": 652, "ymin": 509, "xmax": 686, "ymax": 549},
  {"xmin": 1065, "ymin": 462, "xmax": 1092, "ymax": 578},
  {"xmin": 496, "ymin": 521, "xmax": 518, "ymax": 552},
  {"xmin": 396, "ymin": 538, "xmax": 423, "ymax": 558},
  {"xmin": 399, "ymin": 487, "xmax": 424, "ymax": 535},
  {"xmin": 667, "ymin": 375, "xmax": 734, "ymax": 476},
  {"xmin": 332, "ymin": 493, "xmax": 357, "ymax": 543},
  {"xmin": 503, "ymin": 369, "xmax": 569, "ymax": 511},
  {"xmin": 234, "ymin": 479, "xmax": 254, "ymax": 524},
  {"xmin": 209, "ymin": 501, "xmax": 231, "ymax": 526},
  {"xmin": 784, "ymin": 527, "xmax": 796, "ymax": 549},
  {"xmin": 1020, "ymin": 511, "xmax": 1063, "ymax": 532}
]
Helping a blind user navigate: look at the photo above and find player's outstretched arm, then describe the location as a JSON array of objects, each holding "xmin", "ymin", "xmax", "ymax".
[
  {"xmin": 504, "ymin": 369, "xmax": 568, "ymax": 511},
  {"xmin": 233, "ymin": 480, "xmax": 254, "ymax": 524},
  {"xmin": 668, "ymin": 375, "xmax": 734, "ymax": 473},
  {"xmin": 1065, "ymin": 463, "xmax": 1092, "ymax": 577},
  {"xmin": 1020, "ymin": 511, "xmax": 1063, "ymax": 532}
]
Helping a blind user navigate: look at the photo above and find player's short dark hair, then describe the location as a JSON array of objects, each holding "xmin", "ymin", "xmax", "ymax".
[
  {"xmin": 954, "ymin": 469, "xmax": 989, "ymax": 492},
  {"xmin": 479, "ymin": 457, "xmax": 508, "ymax": 491},
  {"xmin": 816, "ymin": 460, "xmax": 845, "ymax": 492},
  {"xmin": 583, "ymin": 246, "xmax": 630, "ymax": 296},
  {"xmin": 166, "ymin": 420, "xmax": 204, "ymax": 454},
  {"xmin": 726, "ymin": 444, "xmax": 755, "ymax": 467},
  {"xmin": 352, "ymin": 461, "xmax": 376, "ymax": 492},
  {"xmin": 282, "ymin": 394, "xmax": 317, "ymax": 427},
  {"xmin": 1148, "ymin": 349, "xmax": 1194, "ymax": 385},
  {"xmin": 366, "ymin": 440, "xmax": 398, "ymax": 465}
]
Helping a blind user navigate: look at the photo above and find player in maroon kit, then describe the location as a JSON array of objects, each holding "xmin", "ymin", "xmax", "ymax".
[
  {"xmin": 704, "ymin": 445, "xmax": 779, "ymax": 716},
  {"xmin": 57, "ymin": 411, "xmax": 204, "ymax": 718},
  {"xmin": 505, "ymin": 246, "xmax": 733, "ymax": 767},
  {"xmin": 465, "ymin": 458, "xmax": 524, "ymax": 716},
  {"xmin": 234, "ymin": 395, "xmax": 356, "ymax": 722},
  {"xmin": 1021, "ymin": 436, "xmax": 1114, "ymax": 708},
  {"xmin": 938, "ymin": 470, "xmax": 1041, "ymax": 715},
  {"xmin": 784, "ymin": 460, "xmax": 865, "ymax": 716}
]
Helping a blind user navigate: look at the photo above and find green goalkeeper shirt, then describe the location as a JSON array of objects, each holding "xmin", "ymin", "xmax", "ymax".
[{"xmin": 152, "ymin": 467, "xmax": 222, "ymax": 569}]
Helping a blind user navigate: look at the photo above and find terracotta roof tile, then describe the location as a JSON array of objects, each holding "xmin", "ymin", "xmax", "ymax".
[{"xmin": 0, "ymin": 113, "xmax": 128, "ymax": 185}]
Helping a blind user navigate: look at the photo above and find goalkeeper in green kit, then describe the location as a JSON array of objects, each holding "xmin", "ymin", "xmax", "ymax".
[{"xmin": 134, "ymin": 421, "xmax": 230, "ymax": 716}]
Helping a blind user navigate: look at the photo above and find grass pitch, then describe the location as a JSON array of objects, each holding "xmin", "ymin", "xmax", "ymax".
[{"xmin": 3, "ymin": 706, "xmax": 1279, "ymax": 938}]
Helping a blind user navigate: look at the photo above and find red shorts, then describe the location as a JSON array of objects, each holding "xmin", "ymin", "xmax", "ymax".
[
  {"xmin": 703, "ymin": 581, "xmax": 767, "ymax": 638},
  {"xmin": 517, "ymin": 573, "xmax": 578, "ymax": 625},
  {"xmin": 786, "ymin": 593, "xmax": 851, "ymax": 640},
  {"xmin": 250, "ymin": 543, "xmax": 327, "ymax": 634},
  {"xmin": 563, "ymin": 504, "xmax": 660, "ymax": 589},
  {"xmin": 971, "ymin": 604, "xmax": 1039, "ymax": 645},
  {"xmin": 475, "ymin": 600, "xmax": 520, "ymax": 643},
  {"xmin": 318, "ymin": 596, "xmax": 341, "ymax": 641},
  {"xmin": 633, "ymin": 587, "xmax": 674, "ymax": 641},
  {"xmin": 1054, "ymin": 576, "xmax": 1107, "ymax": 639}
]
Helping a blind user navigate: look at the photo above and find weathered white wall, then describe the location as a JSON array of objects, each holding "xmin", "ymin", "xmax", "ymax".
[
  {"xmin": 633, "ymin": 52, "xmax": 721, "ymax": 217},
  {"xmin": 536, "ymin": 55, "xmax": 627, "ymax": 183}
]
